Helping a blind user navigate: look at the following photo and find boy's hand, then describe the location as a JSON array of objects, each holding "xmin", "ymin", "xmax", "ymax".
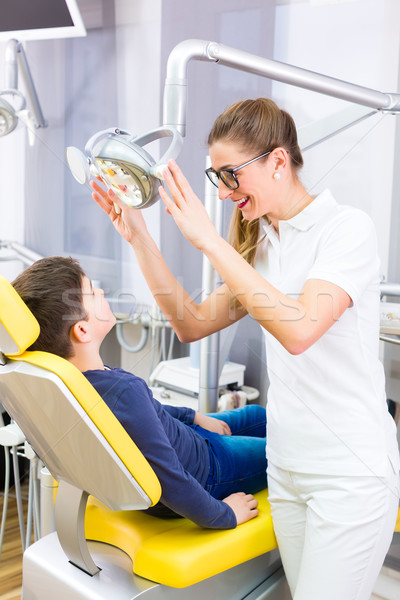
[
  {"xmin": 193, "ymin": 413, "xmax": 231, "ymax": 435},
  {"xmin": 222, "ymin": 492, "xmax": 259, "ymax": 525}
]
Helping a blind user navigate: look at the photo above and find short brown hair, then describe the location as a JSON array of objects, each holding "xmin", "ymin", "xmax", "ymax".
[{"xmin": 12, "ymin": 256, "xmax": 87, "ymax": 359}]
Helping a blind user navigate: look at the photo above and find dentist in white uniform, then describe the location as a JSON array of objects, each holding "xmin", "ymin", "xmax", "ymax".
[{"xmin": 92, "ymin": 97, "xmax": 400, "ymax": 600}]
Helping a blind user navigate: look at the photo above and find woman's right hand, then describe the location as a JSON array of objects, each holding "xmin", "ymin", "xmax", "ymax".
[{"xmin": 90, "ymin": 179, "xmax": 148, "ymax": 245}]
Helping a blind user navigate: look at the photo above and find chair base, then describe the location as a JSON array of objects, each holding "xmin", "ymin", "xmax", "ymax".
[{"xmin": 22, "ymin": 532, "xmax": 291, "ymax": 600}]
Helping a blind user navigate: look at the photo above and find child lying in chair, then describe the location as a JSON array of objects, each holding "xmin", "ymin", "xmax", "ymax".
[{"xmin": 12, "ymin": 256, "xmax": 267, "ymax": 530}]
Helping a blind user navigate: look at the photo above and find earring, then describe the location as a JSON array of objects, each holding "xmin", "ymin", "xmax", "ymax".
[{"xmin": 273, "ymin": 172, "xmax": 280, "ymax": 181}]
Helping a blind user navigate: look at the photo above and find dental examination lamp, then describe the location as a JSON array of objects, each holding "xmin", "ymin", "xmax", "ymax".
[
  {"xmin": 0, "ymin": 39, "xmax": 47, "ymax": 138},
  {"xmin": 66, "ymin": 39, "xmax": 400, "ymax": 209},
  {"xmin": 66, "ymin": 126, "xmax": 183, "ymax": 209}
]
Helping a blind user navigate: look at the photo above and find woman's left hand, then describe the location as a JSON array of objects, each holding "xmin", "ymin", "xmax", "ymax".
[
  {"xmin": 159, "ymin": 159, "xmax": 220, "ymax": 251},
  {"xmin": 193, "ymin": 412, "xmax": 232, "ymax": 436}
]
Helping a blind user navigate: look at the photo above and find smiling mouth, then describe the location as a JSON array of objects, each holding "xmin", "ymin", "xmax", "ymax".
[{"xmin": 234, "ymin": 197, "xmax": 249, "ymax": 209}]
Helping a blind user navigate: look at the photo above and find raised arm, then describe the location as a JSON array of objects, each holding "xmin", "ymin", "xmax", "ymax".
[
  {"xmin": 159, "ymin": 160, "xmax": 353, "ymax": 355},
  {"xmin": 91, "ymin": 180, "xmax": 246, "ymax": 343}
]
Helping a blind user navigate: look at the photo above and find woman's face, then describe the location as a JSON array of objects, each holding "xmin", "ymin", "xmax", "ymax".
[{"xmin": 208, "ymin": 140, "xmax": 276, "ymax": 221}]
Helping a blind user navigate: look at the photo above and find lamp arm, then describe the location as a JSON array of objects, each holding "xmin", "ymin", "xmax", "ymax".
[
  {"xmin": 163, "ymin": 40, "xmax": 218, "ymax": 137},
  {"xmin": 5, "ymin": 39, "xmax": 18, "ymax": 90},
  {"xmin": 163, "ymin": 39, "xmax": 400, "ymax": 137},
  {"xmin": 16, "ymin": 41, "xmax": 47, "ymax": 129},
  {"xmin": 4, "ymin": 39, "xmax": 47, "ymax": 129}
]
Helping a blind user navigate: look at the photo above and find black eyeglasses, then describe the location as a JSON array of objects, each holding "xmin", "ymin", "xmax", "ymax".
[{"xmin": 205, "ymin": 151, "xmax": 271, "ymax": 190}]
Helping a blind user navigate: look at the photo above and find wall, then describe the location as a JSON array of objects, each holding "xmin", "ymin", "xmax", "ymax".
[{"xmin": 271, "ymin": 0, "xmax": 400, "ymax": 275}]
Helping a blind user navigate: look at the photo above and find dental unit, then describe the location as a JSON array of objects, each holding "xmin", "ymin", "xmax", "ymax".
[{"xmin": 0, "ymin": 39, "xmax": 399, "ymax": 600}]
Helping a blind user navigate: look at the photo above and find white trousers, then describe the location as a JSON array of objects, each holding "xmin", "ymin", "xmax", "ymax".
[{"xmin": 267, "ymin": 461, "xmax": 400, "ymax": 600}]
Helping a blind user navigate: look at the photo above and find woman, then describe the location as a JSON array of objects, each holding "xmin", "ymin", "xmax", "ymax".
[{"xmin": 91, "ymin": 98, "xmax": 400, "ymax": 599}]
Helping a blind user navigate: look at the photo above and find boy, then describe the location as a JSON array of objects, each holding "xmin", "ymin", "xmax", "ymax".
[{"xmin": 12, "ymin": 256, "xmax": 267, "ymax": 529}]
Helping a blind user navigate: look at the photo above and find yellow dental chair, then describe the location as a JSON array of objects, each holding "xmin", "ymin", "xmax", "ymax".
[{"xmin": 0, "ymin": 275, "xmax": 290, "ymax": 600}]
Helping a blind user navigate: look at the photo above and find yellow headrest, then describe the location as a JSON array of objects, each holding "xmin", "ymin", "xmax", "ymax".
[{"xmin": 0, "ymin": 275, "xmax": 40, "ymax": 356}]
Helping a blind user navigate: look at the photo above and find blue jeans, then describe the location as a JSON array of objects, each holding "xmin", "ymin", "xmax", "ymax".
[{"xmin": 193, "ymin": 404, "xmax": 267, "ymax": 499}]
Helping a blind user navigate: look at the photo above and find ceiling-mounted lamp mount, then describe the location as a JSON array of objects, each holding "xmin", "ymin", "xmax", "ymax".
[{"xmin": 0, "ymin": 39, "xmax": 47, "ymax": 139}]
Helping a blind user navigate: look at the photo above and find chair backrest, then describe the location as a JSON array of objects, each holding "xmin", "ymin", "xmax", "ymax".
[
  {"xmin": 0, "ymin": 275, "xmax": 161, "ymax": 511},
  {"xmin": 0, "ymin": 277, "xmax": 40, "ymax": 356}
]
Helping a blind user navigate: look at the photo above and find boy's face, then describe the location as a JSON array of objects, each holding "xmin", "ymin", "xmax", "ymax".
[{"xmin": 81, "ymin": 276, "xmax": 116, "ymax": 341}]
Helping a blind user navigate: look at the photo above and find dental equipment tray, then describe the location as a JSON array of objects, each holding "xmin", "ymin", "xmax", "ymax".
[
  {"xmin": 380, "ymin": 302, "xmax": 400, "ymax": 335},
  {"xmin": 151, "ymin": 357, "xmax": 245, "ymax": 397}
]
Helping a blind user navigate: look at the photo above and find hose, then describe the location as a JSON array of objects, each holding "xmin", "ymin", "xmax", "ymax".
[{"xmin": 115, "ymin": 322, "xmax": 149, "ymax": 353}]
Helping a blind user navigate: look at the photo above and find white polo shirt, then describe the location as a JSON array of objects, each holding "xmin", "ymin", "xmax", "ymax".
[{"xmin": 255, "ymin": 189, "xmax": 400, "ymax": 477}]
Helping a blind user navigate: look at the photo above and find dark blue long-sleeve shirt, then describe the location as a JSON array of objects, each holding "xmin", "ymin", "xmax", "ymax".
[{"xmin": 83, "ymin": 367, "xmax": 236, "ymax": 529}]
